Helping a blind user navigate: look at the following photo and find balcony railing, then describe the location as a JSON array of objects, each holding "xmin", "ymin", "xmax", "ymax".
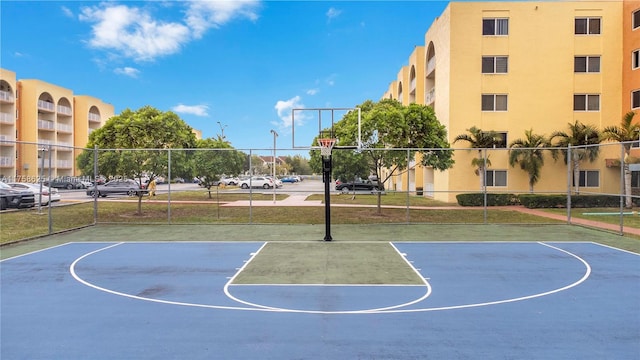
[
  {"xmin": 427, "ymin": 57, "xmax": 436, "ymax": 74},
  {"xmin": 37, "ymin": 100, "xmax": 55, "ymax": 112},
  {"xmin": 57, "ymin": 105, "xmax": 72, "ymax": 116},
  {"xmin": 37, "ymin": 139, "xmax": 54, "ymax": 146},
  {"xmin": 0, "ymin": 156, "xmax": 15, "ymax": 167},
  {"xmin": 88, "ymin": 113, "xmax": 101, "ymax": 122},
  {"xmin": 0, "ymin": 134, "xmax": 15, "ymax": 142},
  {"xmin": 57, "ymin": 160, "xmax": 72, "ymax": 168},
  {"xmin": 57, "ymin": 123, "xmax": 73, "ymax": 133},
  {"xmin": 38, "ymin": 119, "xmax": 55, "ymax": 130},
  {"xmin": 425, "ymin": 88, "xmax": 435, "ymax": 105},
  {"xmin": 0, "ymin": 112, "xmax": 14, "ymax": 124},
  {"xmin": 0, "ymin": 90, "xmax": 14, "ymax": 103}
]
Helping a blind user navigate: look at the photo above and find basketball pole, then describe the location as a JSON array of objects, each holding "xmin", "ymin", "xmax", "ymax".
[{"xmin": 322, "ymin": 152, "xmax": 332, "ymax": 242}]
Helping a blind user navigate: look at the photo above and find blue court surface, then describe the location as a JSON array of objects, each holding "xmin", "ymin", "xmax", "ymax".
[{"xmin": 1, "ymin": 241, "xmax": 638, "ymax": 359}]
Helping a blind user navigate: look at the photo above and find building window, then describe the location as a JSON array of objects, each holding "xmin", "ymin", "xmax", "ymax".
[
  {"xmin": 578, "ymin": 170, "xmax": 599, "ymax": 187},
  {"xmin": 634, "ymin": 9, "xmax": 640, "ymax": 30},
  {"xmin": 482, "ymin": 94, "xmax": 508, "ymax": 111},
  {"xmin": 575, "ymin": 17, "xmax": 601, "ymax": 35},
  {"xmin": 482, "ymin": 56, "xmax": 508, "ymax": 73},
  {"xmin": 483, "ymin": 18, "xmax": 509, "ymax": 35},
  {"xmin": 573, "ymin": 94, "xmax": 600, "ymax": 111},
  {"xmin": 485, "ymin": 170, "xmax": 507, "ymax": 187},
  {"xmin": 633, "ymin": 50, "xmax": 640, "ymax": 70},
  {"xmin": 574, "ymin": 56, "xmax": 600, "ymax": 73},
  {"xmin": 633, "ymin": 90, "xmax": 640, "ymax": 109}
]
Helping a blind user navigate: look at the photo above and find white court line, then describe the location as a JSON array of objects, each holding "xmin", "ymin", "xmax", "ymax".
[
  {"xmin": 67, "ymin": 241, "xmax": 593, "ymax": 315},
  {"xmin": 1, "ymin": 242, "xmax": 76, "ymax": 262},
  {"xmin": 589, "ymin": 241, "xmax": 640, "ymax": 256}
]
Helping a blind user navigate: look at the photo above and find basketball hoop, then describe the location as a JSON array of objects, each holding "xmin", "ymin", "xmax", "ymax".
[{"xmin": 318, "ymin": 138, "xmax": 336, "ymax": 158}]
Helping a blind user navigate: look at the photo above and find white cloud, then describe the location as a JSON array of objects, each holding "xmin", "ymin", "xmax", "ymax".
[
  {"xmin": 326, "ymin": 7, "xmax": 342, "ymax": 22},
  {"xmin": 306, "ymin": 88, "xmax": 319, "ymax": 96},
  {"xmin": 325, "ymin": 74, "xmax": 337, "ymax": 86},
  {"xmin": 79, "ymin": 1, "xmax": 260, "ymax": 62},
  {"xmin": 185, "ymin": 0, "xmax": 260, "ymax": 39},
  {"xmin": 172, "ymin": 104, "xmax": 210, "ymax": 117},
  {"xmin": 114, "ymin": 67, "xmax": 140, "ymax": 78},
  {"xmin": 274, "ymin": 96, "xmax": 308, "ymax": 128},
  {"xmin": 61, "ymin": 6, "xmax": 74, "ymax": 18},
  {"xmin": 80, "ymin": 4, "xmax": 191, "ymax": 62}
]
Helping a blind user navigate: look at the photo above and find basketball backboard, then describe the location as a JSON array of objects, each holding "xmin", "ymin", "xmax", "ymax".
[{"xmin": 291, "ymin": 107, "xmax": 361, "ymax": 150}]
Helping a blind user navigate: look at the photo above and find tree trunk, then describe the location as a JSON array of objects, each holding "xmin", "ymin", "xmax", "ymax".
[
  {"xmin": 137, "ymin": 195, "xmax": 142, "ymax": 215},
  {"xmin": 478, "ymin": 164, "xmax": 485, "ymax": 191},
  {"xmin": 624, "ymin": 163, "xmax": 633, "ymax": 208},
  {"xmin": 573, "ymin": 153, "xmax": 581, "ymax": 194}
]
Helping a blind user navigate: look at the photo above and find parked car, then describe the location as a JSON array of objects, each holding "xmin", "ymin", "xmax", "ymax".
[
  {"xmin": 45, "ymin": 177, "xmax": 85, "ymax": 190},
  {"xmin": 220, "ymin": 177, "xmax": 239, "ymax": 186},
  {"xmin": 0, "ymin": 181, "xmax": 36, "ymax": 210},
  {"xmin": 86, "ymin": 179, "xmax": 148, "ymax": 197},
  {"xmin": 239, "ymin": 176, "xmax": 274, "ymax": 189},
  {"xmin": 265, "ymin": 176, "xmax": 283, "ymax": 188},
  {"xmin": 281, "ymin": 176, "xmax": 297, "ymax": 183},
  {"xmin": 7, "ymin": 182, "xmax": 61, "ymax": 205},
  {"xmin": 335, "ymin": 179, "xmax": 381, "ymax": 194}
]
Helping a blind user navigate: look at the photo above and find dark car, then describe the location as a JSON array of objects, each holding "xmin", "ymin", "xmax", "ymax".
[
  {"xmin": 0, "ymin": 181, "xmax": 36, "ymax": 210},
  {"xmin": 45, "ymin": 177, "xmax": 85, "ymax": 190},
  {"xmin": 335, "ymin": 180, "xmax": 381, "ymax": 194},
  {"xmin": 86, "ymin": 179, "xmax": 147, "ymax": 197}
]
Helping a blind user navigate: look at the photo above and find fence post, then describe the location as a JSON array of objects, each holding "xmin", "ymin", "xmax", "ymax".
[
  {"xmin": 483, "ymin": 148, "xmax": 488, "ymax": 224},
  {"xmin": 619, "ymin": 143, "xmax": 625, "ymax": 235},
  {"xmin": 249, "ymin": 149, "xmax": 253, "ymax": 224},
  {"xmin": 93, "ymin": 145, "xmax": 98, "ymax": 224},
  {"xmin": 406, "ymin": 148, "xmax": 411, "ymax": 224},
  {"xmin": 47, "ymin": 144, "xmax": 52, "ymax": 234},
  {"xmin": 566, "ymin": 145, "xmax": 572, "ymax": 224},
  {"xmin": 167, "ymin": 149, "xmax": 171, "ymax": 224}
]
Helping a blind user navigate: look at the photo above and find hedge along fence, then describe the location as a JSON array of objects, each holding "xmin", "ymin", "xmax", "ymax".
[{"xmin": 456, "ymin": 193, "xmax": 636, "ymax": 208}]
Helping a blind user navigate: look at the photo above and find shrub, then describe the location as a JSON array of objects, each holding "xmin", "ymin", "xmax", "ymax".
[
  {"xmin": 456, "ymin": 193, "xmax": 520, "ymax": 206},
  {"xmin": 519, "ymin": 194, "xmax": 632, "ymax": 208}
]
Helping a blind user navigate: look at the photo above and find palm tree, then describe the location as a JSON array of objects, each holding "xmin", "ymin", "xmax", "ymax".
[
  {"xmin": 550, "ymin": 120, "xmax": 600, "ymax": 194},
  {"xmin": 453, "ymin": 126, "xmax": 503, "ymax": 190},
  {"xmin": 601, "ymin": 111, "xmax": 639, "ymax": 208},
  {"xmin": 508, "ymin": 129, "xmax": 551, "ymax": 193}
]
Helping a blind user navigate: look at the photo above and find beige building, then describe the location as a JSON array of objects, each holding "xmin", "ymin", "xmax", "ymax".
[
  {"xmin": 382, "ymin": 1, "xmax": 632, "ymax": 202},
  {"xmin": 0, "ymin": 68, "xmax": 114, "ymax": 181}
]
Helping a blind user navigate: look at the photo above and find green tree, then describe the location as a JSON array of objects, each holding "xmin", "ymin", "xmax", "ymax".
[
  {"xmin": 601, "ymin": 111, "xmax": 639, "ymax": 208},
  {"xmin": 77, "ymin": 106, "xmax": 197, "ymax": 214},
  {"xmin": 193, "ymin": 138, "xmax": 246, "ymax": 199},
  {"xmin": 284, "ymin": 155, "xmax": 312, "ymax": 175},
  {"xmin": 508, "ymin": 129, "xmax": 552, "ymax": 193},
  {"xmin": 453, "ymin": 126, "xmax": 503, "ymax": 190},
  {"xmin": 550, "ymin": 120, "xmax": 600, "ymax": 194}
]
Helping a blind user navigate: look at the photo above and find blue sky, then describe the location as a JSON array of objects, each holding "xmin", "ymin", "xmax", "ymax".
[{"xmin": 1, "ymin": 0, "xmax": 449, "ymax": 150}]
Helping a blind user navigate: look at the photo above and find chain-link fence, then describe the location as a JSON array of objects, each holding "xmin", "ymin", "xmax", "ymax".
[{"xmin": 1, "ymin": 140, "xmax": 638, "ymax": 242}]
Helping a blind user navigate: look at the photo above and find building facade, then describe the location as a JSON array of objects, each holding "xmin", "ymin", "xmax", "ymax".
[
  {"xmin": 0, "ymin": 68, "xmax": 114, "ymax": 181},
  {"xmin": 382, "ymin": 1, "xmax": 633, "ymax": 202}
]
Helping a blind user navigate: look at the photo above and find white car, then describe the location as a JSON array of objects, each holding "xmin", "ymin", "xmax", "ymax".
[
  {"xmin": 239, "ymin": 176, "xmax": 274, "ymax": 189},
  {"xmin": 7, "ymin": 182, "xmax": 61, "ymax": 205}
]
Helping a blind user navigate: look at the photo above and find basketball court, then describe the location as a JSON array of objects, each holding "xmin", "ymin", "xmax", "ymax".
[{"xmin": 2, "ymin": 236, "xmax": 638, "ymax": 359}]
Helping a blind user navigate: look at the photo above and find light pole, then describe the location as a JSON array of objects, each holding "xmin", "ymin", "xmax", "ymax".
[
  {"xmin": 270, "ymin": 129, "xmax": 278, "ymax": 203},
  {"xmin": 217, "ymin": 121, "xmax": 228, "ymax": 141}
]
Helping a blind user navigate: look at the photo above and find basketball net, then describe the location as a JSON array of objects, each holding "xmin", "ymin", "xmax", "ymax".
[{"xmin": 318, "ymin": 138, "xmax": 336, "ymax": 158}]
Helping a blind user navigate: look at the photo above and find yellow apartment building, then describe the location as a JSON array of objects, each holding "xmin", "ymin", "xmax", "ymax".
[
  {"xmin": 382, "ymin": 1, "xmax": 629, "ymax": 202},
  {"xmin": 0, "ymin": 68, "xmax": 114, "ymax": 181}
]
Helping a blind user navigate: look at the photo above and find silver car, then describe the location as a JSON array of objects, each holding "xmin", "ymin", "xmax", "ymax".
[{"xmin": 86, "ymin": 179, "xmax": 147, "ymax": 197}]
